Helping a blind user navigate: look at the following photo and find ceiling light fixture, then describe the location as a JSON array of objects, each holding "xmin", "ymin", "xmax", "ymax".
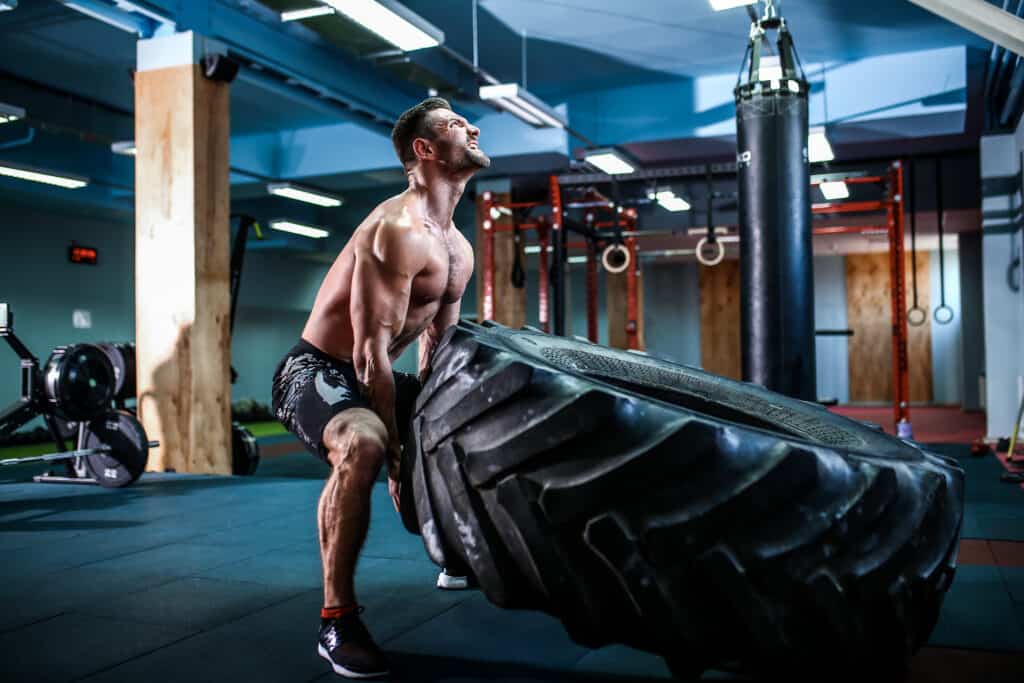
[
  {"xmin": 479, "ymin": 83, "xmax": 566, "ymax": 129},
  {"xmin": 709, "ymin": 0, "xmax": 756, "ymax": 11},
  {"xmin": 269, "ymin": 219, "xmax": 331, "ymax": 239},
  {"xmin": 655, "ymin": 190, "xmax": 691, "ymax": 212},
  {"xmin": 583, "ymin": 147, "xmax": 636, "ymax": 175},
  {"xmin": 0, "ymin": 101, "xmax": 25, "ymax": 124},
  {"xmin": 280, "ymin": 5, "xmax": 336, "ymax": 21},
  {"xmin": 267, "ymin": 182, "xmax": 343, "ymax": 207},
  {"xmin": 0, "ymin": 162, "xmax": 88, "ymax": 189},
  {"xmin": 809, "ymin": 126, "xmax": 835, "ymax": 163},
  {"xmin": 111, "ymin": 140, "xmax": 136, "ymax": 156},
  {"xmin": 0, "ymin": 1, "xmax": 18, "ymax": 11},
  {"xmin": 819, "ymin": 180, "xmax": 849, "ymax": 200},
  {"xmin": 321, "ymin": 0, "xmax": 444, "ymax": 51}
]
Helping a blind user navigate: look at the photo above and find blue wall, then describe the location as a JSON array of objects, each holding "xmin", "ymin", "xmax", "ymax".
[{"xmin": 642, "ymin": 261, "xmax": 701, "ymax": 366}]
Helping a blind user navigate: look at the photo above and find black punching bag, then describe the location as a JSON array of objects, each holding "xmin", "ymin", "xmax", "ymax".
[{"xmin": 734, "ymin": 7, "xmax": 816, "ymax": 401}]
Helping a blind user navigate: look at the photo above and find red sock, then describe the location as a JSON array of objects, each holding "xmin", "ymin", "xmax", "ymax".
[{"xmin": 321, "ymin": 604, "xmax": 358, "ymax": 620}]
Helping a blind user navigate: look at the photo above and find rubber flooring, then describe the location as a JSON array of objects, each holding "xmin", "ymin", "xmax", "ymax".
[{"xmin": 0, "ymin": 440, "xmax": 1022, "ymax": 682}]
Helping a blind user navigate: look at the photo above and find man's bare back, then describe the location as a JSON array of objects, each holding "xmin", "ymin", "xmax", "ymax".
[{"xmin": 301, "ymin": 191, "xmax": 474, "ymax": 366}]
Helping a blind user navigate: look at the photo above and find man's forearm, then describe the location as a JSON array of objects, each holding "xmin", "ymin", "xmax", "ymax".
[{"xmin": 418, "ymin": 329, "xmax": 440, "ymax": 383}]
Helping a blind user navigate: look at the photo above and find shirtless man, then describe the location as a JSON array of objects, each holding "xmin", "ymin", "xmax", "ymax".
[{"xmin": 271, "ymin": 97, "xmax": 488, "ymax": 678}]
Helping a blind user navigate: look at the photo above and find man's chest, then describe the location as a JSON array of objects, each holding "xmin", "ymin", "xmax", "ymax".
[{"xmin": 416, "ymin": 232, "xmax": 471, "ymax": 303}]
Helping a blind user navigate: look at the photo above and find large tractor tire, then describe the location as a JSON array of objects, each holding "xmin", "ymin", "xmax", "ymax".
[{"xmin": 399, "ymin": 322, "xmax": 963, "ymax": 680}]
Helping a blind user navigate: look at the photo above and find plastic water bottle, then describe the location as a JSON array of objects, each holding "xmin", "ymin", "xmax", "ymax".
[{"xmin": 897, "ymin": 419, "xmax": 913, "ymax": 440}]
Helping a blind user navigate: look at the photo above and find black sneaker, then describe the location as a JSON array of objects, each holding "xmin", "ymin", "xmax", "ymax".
[{"xmin": 317, "ymin": 608, "xmax": 389, "ymax": 679}]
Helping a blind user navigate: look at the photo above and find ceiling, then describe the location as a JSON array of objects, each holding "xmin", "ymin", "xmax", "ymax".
[{"xmin": 0, "ymin": 0, "xmax": 1001, "ymax": 254}]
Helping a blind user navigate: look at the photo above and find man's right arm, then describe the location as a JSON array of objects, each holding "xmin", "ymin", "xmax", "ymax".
[{"xmin": 350, "ymin": 221, "xmax": 427, "ymax": 478}]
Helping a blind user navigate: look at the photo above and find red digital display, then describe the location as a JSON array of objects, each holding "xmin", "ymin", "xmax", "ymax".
[{"xmin": 69, "ymin": 245, "xmax": 98, "ymax": 265}]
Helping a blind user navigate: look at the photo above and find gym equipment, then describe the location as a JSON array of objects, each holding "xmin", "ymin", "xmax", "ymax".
[
  {"xmin": 96, "ymin": 341, "xmax": 136, "ymax": 405},
  {"xmin": 933, "ymin": 160, "xmax": 955, "ymax": 325},
  {"xmin": 42, "ymin": 344, "xmax": 115, "ymax": 421},
  {"xmin": 401, "ymin": 321, "xmax": 963, "ymax": 680},
  {"xmin": 0, "ymin": 304, "xmax": 155, "ymax": 488},
  {"xmin": 227, "ymin": 214, "xmax": 263, "ymax": 475},
  {"xmin": 907, "ymin": 160, "xmax": 927, "ymax": 327},
  {"xmin": 231, "ymin": 422, "xmax": 260, "ymax": 475},
  {"xmin": 510, "ymin": 222, "xmax": 526, "ymax": 289},
  {"xmin": 697, "ymin": 165, "xmax": 726, "ymax": 267},
  {"xmin": 734, "ymin": 1, "xmax": 816, "ymax": 400}
]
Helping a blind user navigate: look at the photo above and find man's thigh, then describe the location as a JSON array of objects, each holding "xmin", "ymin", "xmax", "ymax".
[{"xmin": 272, "ymin": 348, "xmax": 368, "ymax": 462}]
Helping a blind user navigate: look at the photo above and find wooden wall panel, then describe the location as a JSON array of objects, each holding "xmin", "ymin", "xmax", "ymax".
[
  {"xmin": 699, "ymin": 261, "xmax": 741, "ymax": 380},
  {"xmin": 474, "ymin": 193, "xmax": 526, "ymax": 327},
  {"xmin": 907, "ymin": 252, "xmax": 933, "ymax": 404},
  {"xmin": 135, "ymin": 65, "xmax": 232, "ymax": 474},
  {"xmin": 846, "ymin": 252, "xmax": 932, "ymax": 403},
  {"xmin": 606, "ymin": 268, "xmax": 645, "ymax": 350}
]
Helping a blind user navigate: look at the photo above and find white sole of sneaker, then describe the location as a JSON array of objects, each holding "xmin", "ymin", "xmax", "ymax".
[
  {"xmin": 317, "ymin": 644, "xmax": 389, "ymax": 679},
  {"xmin": 436, "ymin": 571, "xmax": 469, "ymax": 590}
]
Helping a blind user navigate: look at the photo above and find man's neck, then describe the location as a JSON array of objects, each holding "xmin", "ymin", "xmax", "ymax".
[{"xmin": 406, "ymin": 165, "xmax": 473, "ymax": 230}]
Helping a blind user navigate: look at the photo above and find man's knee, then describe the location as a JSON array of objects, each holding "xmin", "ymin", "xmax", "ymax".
[{"xmin": 323, "ymin": 409, "xmax": 387, "ymax": 472}]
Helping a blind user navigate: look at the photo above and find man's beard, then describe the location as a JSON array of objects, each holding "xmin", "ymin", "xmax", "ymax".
[
  {"xmin": 445, "ymin": 145, "xmax": 490, "ymax": 171},
  {"xmin": 465, "ymin": 146, "xmax": 491, "ymax": 169}
]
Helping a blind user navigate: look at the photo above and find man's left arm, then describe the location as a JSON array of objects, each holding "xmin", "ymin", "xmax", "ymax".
[{"xmin": 418, "ymin": 297, "xmax": 461, "ymax": 384}]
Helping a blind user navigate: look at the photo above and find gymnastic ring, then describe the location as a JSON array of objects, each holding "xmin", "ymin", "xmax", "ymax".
[
  {"xmin": 933, "ymin": 305, "xmax": 954, "ymax": 325},
  {"xmin": 601, "ymin": 244, "xmax": 631, "ymax": 274},
  {"xmin": 907, "ymin": 307, "xmax": 928, "ymax": 327},
  {"xmin": 696, "ymin": 237, "xmax": 725, "ymax": 267}
]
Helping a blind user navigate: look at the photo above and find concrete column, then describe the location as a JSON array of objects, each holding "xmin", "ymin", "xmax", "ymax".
[{"xmin": 980, "ymin": 133, "xmax": 1023, "ymax": 438}]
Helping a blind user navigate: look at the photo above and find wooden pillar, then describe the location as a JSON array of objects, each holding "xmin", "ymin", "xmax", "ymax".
[
  {"xmin": 475, "ymin": 189, "xmax": 526, "ymax": 327},
  {"xmin": 134, "ymin": 33, "xmax": 232, "ymax": 474}
]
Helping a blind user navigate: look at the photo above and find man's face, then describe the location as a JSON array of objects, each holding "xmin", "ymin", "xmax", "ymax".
[{"xmin": 428, "ymin": 109, "xmax": 490, "ymax": 171}]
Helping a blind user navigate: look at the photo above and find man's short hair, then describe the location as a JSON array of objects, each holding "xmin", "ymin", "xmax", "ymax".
[{"xmin": 391, "ymin": 97, "xmax": 451, "ymax": 166}]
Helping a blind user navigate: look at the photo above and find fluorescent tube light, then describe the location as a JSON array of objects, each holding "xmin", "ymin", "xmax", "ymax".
[
  {"xmin": 567, "ymin": 255, "xmax": 588, "ymax": 264},
  {"xmin": 655, "ymin": 190, "xmax": 691, "ymax": 212},
  {"xmin": 479, "ymin": 83, "xmax": 566, "ymax": 129},
  {"xmin": 0, "ymin": 101, "xmax": 25, "ymax": 124},
  {"xmin": 111, "ymin": 140, "xmax": 136, "ymax": 156},
  {"xmin": 809, "ymin": 126, "xmax": 835, "ymax": 163},
  {"xmin": 322, "ymin": 0, "xmax": 444, "ymax": 51},
  {"xmin": 267, "ymin": 182, "xmax": 343, "ymax": 208},
  {"xmin": 583, "ymin": 148, "xmax": 636, "ymax": 175},
  {"xmin": 63, "ymin": 1, "xmax": 143, "ymax": 34},
  {"xmin": 0, "ymin": 162, "xmax": 88, "ymax": 189},
  {"xmin": 281, "ymin": 5, "xmax": 335, "ymax": 21},
  {"xmin": 819, "ymin": 181, "xmax": 849, "ymax": 201},
  {"xmin": 709, "ymin": 0, "xmax": 756, "ymax": 10},
  {"xmin": 0, "ymin": 1, "xmax": 18, "ymax": 11},
  {"xmin": 269, "ymin": 220, "xmax": 330, "ymax": 239}
]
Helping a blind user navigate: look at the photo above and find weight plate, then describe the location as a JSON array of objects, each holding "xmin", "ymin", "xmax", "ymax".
[
  {"xmin": 83, "ymin": 409, "xmax": 148, "ymax": 488},
  {"xmin": 231, "ymin": 422, "xmax": 260, "ymax": 476},
  {"xmin": 96, "ymin": 342, "xmax": 136, "ymax": 401},
  {"xmin": 44, "ymin": 344, "xmax": 115, "ymax": 421}
]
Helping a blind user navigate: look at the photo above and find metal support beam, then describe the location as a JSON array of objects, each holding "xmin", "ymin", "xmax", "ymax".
[
  {"xmin": 908, "ymin": 0, "xmax": 1024, "ymax": 57},
  {"xmin": 59, "ymin": 0, "xmax": 156, "ymax": 36},
  {"xmin": 123, "ymin": 0, "xmax": 421, "ymax": 127}
]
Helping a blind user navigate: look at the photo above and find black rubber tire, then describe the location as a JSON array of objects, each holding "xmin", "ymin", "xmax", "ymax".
[{"xmin": 401, "ymin": 322, "xmax": 964, "ymax": 680}]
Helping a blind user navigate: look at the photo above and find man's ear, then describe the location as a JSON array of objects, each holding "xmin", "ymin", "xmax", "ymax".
[{"xmin": 412, "ymin": 137, "xmax": 434, "ymax": 161}]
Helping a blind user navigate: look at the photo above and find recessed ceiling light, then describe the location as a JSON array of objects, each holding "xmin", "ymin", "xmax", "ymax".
[{"xmin": 583, "ymin": 148, "xmax": 636, "ymax": 175}]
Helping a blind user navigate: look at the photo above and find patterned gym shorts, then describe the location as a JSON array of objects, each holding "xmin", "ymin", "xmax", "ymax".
[{"xmin": 270, "ymin": 339, "xmax": 420, "ymax": 462}]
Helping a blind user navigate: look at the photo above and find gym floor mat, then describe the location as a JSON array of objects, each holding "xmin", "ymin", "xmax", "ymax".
[{"xmin": 0, "ymin": 434, "xmax": 1022, "ymax": 681}]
